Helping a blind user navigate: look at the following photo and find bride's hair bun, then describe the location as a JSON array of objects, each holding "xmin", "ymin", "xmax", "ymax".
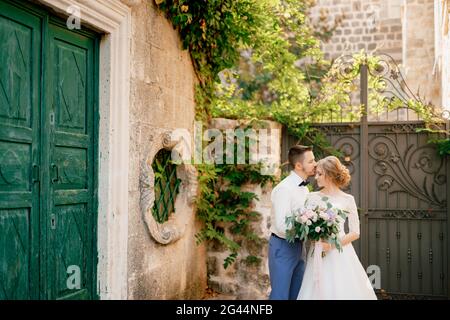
[{"xmin": 317, "ymin": 156, "xmax": 351, "ymax": 188}]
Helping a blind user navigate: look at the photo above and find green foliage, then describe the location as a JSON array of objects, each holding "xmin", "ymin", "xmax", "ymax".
[
  {"xmin": 194, "ymin": 129, "xmax": 275, "ymax": 268},
  {"xmin": 430, "ymin": 138, "xmax": 450, "ymax": 156},
  {"xmin": 243, "ymin": 255, "xmax": 262, "ymax": 266},
  {"xmin": 156, "ymin": 0, "xmax": 284, "ymax": 87},
  {"xmin": 194, "ymin": 163, "xmax": 272, "ymax": 268},
  {"xmin": 416, "ymin": 128, "xmax": 450, "ymax": 156}
]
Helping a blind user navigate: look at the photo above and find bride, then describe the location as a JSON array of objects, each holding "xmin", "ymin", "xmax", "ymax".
[{"xmin": 297, "ymin": 156, "xmax": 377, "ymax": 300}]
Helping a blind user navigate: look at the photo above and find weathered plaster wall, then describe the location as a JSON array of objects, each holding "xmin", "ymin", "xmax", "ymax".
[{"xmin": 125, "ymin": 0, "xmax": 207, "ymax": 299}]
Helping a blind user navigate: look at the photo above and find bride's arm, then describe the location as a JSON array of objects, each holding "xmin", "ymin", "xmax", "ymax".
[{"xmin": 339, "ymin": 195, "xmax": 360, "ymax": 246}]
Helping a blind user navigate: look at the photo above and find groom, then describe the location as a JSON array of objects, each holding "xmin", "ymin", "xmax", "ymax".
[{"xmin": 268, "ymin": 145, "xmax": 317, "ymax": 300}]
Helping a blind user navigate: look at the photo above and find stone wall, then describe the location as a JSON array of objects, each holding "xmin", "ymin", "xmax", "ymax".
[
  {"xmin": 309, "ymin": 0, "xmax": 403, "ymax": 62},
  {"xmin": 437, "ymin": 1, "xmax": 450, "ymax": 113},
  {"xmin": 125, "ymin": 0, "xmax": 207, "ymax": 299},
  {"xmin": 402, "ymin": 0, "xmax": 441, "ymax": 107},
  {"xmin": 310, "ymin": 0, "xmax": 441, "ymax": 114},
  {"xmin": 205, "ymin": 119, "xmax": 282, "ymax": 300}
]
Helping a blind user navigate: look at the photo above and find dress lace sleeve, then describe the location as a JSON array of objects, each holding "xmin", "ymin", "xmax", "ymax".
[{"xmin": 347, "ymin": 195, "xmax": 360, "ymax": 236}]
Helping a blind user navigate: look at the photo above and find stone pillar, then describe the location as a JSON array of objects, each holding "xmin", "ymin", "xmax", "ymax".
[{"xmin": 403, "ymin": 0, "xmax": 441, "ymax": 107}]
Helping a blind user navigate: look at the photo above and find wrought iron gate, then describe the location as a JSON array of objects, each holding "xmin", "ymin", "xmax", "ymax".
[{"xmin": 281, "ymin": 54, "xmax": 449, "ymax": 299}]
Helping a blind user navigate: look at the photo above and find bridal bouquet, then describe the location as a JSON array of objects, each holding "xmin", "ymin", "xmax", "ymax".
[{"xmin": 285, "ymin": 197, "xmax": 348, "ymax": 253}]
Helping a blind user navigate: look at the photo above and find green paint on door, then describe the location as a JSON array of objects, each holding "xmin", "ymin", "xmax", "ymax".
[{"xmin": 0, "ymin": 0, "xmax": 99, "ymax": 300}]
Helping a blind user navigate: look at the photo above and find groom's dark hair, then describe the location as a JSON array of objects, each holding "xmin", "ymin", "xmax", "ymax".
[{"xmin": 288, "ymin": 145, "xmax": 313, "ymax": 167}]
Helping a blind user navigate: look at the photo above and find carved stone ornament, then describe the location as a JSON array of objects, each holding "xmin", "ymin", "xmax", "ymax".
[{"xmin": 139, "ymin": 129, "xmax": 198, "ymax": 245}]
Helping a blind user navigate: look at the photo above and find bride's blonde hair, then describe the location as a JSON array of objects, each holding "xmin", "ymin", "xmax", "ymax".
[{"xmin": 317, "ymin": 156, "xmax": 351, "ymax": 188}]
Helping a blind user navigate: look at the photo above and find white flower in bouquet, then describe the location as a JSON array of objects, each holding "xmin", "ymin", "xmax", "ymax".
[{"xmin": 319, "ymin": 211, "xmax": 329, "ymax": 220}]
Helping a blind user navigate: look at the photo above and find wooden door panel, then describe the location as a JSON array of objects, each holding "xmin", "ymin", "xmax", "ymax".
[
  {"xmin": 0, "ymin": 0, "xmax": 41, "ymax": 300},
  {"xmin": 46, "ymin": 22, "xmax": 95, "ymax": 300}
]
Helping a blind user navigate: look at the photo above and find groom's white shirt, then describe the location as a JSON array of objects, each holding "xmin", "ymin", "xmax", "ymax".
[{"xmin": 270, "ymin": 171, "xmax": 310, "ymax": 239}]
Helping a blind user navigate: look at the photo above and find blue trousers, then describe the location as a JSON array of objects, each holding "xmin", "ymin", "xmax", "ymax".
[{"xmin": 268, "ymin": 235, "xmax": 305, "ymax": 300}]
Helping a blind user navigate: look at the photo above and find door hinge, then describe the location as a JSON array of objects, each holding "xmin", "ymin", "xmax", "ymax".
[{"xmin": 32, "ymin": 164, "xmax": 40, "ymax": 183}]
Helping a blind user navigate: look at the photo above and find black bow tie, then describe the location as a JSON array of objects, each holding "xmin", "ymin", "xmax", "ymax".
[{"xmin": 299, "ymin": 180, "xmax": 310, "ymax": 187}]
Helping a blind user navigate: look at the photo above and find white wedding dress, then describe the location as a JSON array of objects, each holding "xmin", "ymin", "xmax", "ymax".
[{"xmin": 297, "ymin": 191, "xmax": 377, "ymax": 300}]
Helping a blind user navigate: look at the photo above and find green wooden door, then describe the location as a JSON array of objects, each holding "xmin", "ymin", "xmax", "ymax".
[
  {"xmin": 0, "ymin": 0, "xmax": 98, "ymax": 300},
  {"xmin": 0, "ymin": 0, "xmax": 41, "ymax": 300}
]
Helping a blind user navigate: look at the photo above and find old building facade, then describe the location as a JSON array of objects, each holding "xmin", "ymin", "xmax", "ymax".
[{"xmin": 0, "ymin": 0, "xmax": 206, "ymax": 300}]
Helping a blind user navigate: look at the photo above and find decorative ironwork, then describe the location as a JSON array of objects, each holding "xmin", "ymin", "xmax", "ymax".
[
  {"xmin": 151, "ymin": 149, "xmax": 180, "ymax": 224},
  {"xmin": 334, "ymin": 136, "xmax": 360, "ymax": 181},
  {"xmin": 379, "ymin": 210, "xmax": 435, "ymax": 219},
  {"xmin": 369, "ymin": 135, "xmax": 446, "ymax": 208},
  {"xmin": 321, "ymin": 52, "xmax": 429, "ymax": 122},
  {"xmin": 367, "ymin": 53, "xmax": 424, "ymax": 110},
  {"xmin": 386, "ymin": 123, "xmax": 426, "ymax": 134},
  {"xmin": 317, "ymin": 125, "xmax": 356, "ymax": 134}
]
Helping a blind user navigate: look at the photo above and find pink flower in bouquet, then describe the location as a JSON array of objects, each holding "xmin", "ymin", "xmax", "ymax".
[
  {"xmin": 305, "ymin": 209, "xmax": 315, "ymax": 219},
  {"xmin": 300, "ymin": 215, "xmax": 308, "ymax": 224}
]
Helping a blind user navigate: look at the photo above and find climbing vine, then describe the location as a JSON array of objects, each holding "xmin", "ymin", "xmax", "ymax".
[{"xmin": 195, "ymin": 126, "xmax": 275, "ymax": 268}]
